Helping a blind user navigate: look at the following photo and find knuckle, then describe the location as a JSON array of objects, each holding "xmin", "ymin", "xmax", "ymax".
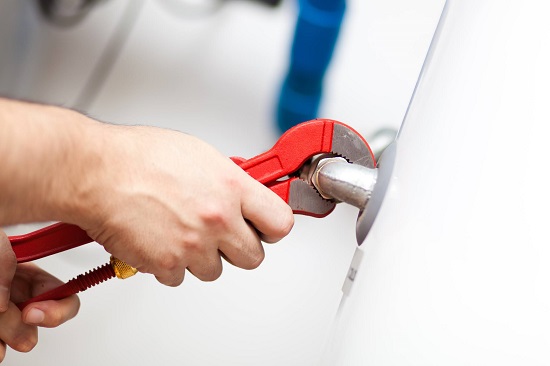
[
  {"xmin": 169, "ymin": 275, "xmax": 184, "ymax": 287},
  {"xmin": 158, "ymin": 253, "xmax": 181, "ymax": 273},
  {"xmin": 279, "ymin": 210, "xmax": 294, "ymax": 236},
  {"xmin": 47, "ymin": 308, "xmax": 66, "ymax": 327},
  {"xmin": 243, "ymin": 250, "xmax": 265, "ymax": 270},
  {"xmin": 10, "ymin": 330, "xmax": 38, "ymax": 353},
  {"xmin": 194, "ymin": 263, "xmax": 223, "ymax": 282},
  {"xmin": 46, "ymin": 315, "xmax": 61, "ymax": 328},
  {"xmin": 155, "ymin": 252, "xmax": 185, "ymax": 287},
  {"xmin": 0, "ymin": 241, "xmax": 16, "ymax": 267},
  {"xmin": 199, "ymin": 203, "xmax": 230, "ymax": 228},
  {"xmin": 182, "ymin": 234, "xmax": 203, "ymax": 255},
  {"xmin": 201, "ymin": 268, "xmax": 222, "ymax": 282},
  {"xmin": 225, "ymin": 175, "xmax": 242, "ymax": 191},
  {"xmin": 160, "ymin": 273, "xmax": 184, "ymax": 287}
]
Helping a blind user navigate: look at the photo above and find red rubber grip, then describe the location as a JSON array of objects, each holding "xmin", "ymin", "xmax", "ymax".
[{"xmin": 10, "ymin": 222, "xmax": 92, "ymax": 263}]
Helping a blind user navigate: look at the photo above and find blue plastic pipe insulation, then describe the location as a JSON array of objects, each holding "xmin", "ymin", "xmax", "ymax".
[{"xmin": 276, "ymin": 0, "xmax": 346, "ymax": 132}]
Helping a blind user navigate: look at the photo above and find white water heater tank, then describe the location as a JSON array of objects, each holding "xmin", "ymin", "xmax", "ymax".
[{"xmin": 323, "ymin": 1, "xmax": 550, "ymax": 364}]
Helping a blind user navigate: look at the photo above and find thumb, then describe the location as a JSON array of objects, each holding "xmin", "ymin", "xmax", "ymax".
[{"xmin": 0, "ymin": 229, "xmax": 17, "ymax": 312}]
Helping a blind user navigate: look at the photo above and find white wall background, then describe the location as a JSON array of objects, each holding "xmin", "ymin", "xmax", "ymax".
[{"xmin": 0, "ymin": 0, "xmax": 443, "ymax": 365}]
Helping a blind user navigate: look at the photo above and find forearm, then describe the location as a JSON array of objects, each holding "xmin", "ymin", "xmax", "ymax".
[
  {"xmin": 0, "ymin": 98, "xmax": 102, "ymax": 226},
  {"xmin": 0, "ymin": 97, "xmax": 293, "ymax": 287}
]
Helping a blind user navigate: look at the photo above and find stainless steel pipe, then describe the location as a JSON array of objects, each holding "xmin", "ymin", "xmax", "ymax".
[{"xmin": 310, "ymin": 157, "xmax": 378, "ymax": 210}]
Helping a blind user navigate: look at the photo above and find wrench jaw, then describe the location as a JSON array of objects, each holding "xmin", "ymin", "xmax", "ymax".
[
  {"xmin": 289, "ymin": 122, "xmax": 376, "ymax": 214},
  {"xmin": 266, "ymin": 177, "xmax": 336, "ymax": 217},
  {"xmin": 280, "ymin": 121, "xmax": 376, "ymax": 218},
  {"xmin": 235, "ymin": 119, "xmax": 375, "ymax": 218},
  {"xmin": 330, "ymin": 122, "xmax": 376, "ymax": 169},
  {"xmin": 287, "ymin": 179, "xmax": 336, "ymax": 218}
]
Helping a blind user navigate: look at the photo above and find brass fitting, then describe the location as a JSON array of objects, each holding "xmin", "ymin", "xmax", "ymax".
[{"xmin": 110, "ymin": 256, "xmax": 138, "ymax": 279}]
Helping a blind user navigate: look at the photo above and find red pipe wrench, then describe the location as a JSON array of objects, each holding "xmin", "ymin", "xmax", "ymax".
[{"xmin": 9, "ymin": 119, "xmax": 375, "ymax": 308}]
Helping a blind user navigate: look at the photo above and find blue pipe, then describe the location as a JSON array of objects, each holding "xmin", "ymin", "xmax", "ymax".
[{"xmin": 276, "ymin": 0, "xmax": 346, "ymax": 132}]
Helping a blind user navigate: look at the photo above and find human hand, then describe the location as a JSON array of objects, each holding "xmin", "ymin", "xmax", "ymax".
[
  {"xmin": 1, "ymin": 99, "xmax": 293, "ymax": 288},
  {"xmin": 72, "ymin": 124, "xmax": 294, "ymax": 286},
  {"xmin": 0, "ymin": 230, "xmax": 80, "ymax": 363}
]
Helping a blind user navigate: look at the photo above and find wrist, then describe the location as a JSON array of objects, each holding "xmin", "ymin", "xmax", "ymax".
[
  {"xmin": 51, "ymin": 111, "xmax": 111, "ymax": 228},
  {"xmin": 6, "ymin": 100, "xmax": 110, "ymax": 227},
  {"xmin": 0, "ymin": 100, "xmax": 95, "ymax": 225}
]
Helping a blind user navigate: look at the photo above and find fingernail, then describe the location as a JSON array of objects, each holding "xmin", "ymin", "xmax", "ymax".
[
  {"xmin": 25, "ymin": 308, "xmax": 45, "ymax": 325},
  {"xmin": 0, "ymin": 286, "xmax": 9, "ymax": 312}
]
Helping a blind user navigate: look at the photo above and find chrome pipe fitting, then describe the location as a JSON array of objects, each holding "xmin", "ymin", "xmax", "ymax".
[
  {"xmin": 313, "ymin": 158, "xmax": 378, "ymax": 209},
  {"xmin": 303, "ymin": 156, "xmax": 378, "ymax": 209}
]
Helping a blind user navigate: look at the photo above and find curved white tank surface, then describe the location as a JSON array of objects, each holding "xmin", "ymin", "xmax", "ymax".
[{"xmin": 324, "ymin": 1, "xmax": 550, "ymax": 364}]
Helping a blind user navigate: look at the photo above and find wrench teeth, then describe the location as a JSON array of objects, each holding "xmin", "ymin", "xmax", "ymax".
[
  {"xmin": 331, "ymin": 151, "xmax": 352, "ymax": 164},
  {"xmin": 331, "ymin": 123, "xmax": 376, "ymax": 169}
]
